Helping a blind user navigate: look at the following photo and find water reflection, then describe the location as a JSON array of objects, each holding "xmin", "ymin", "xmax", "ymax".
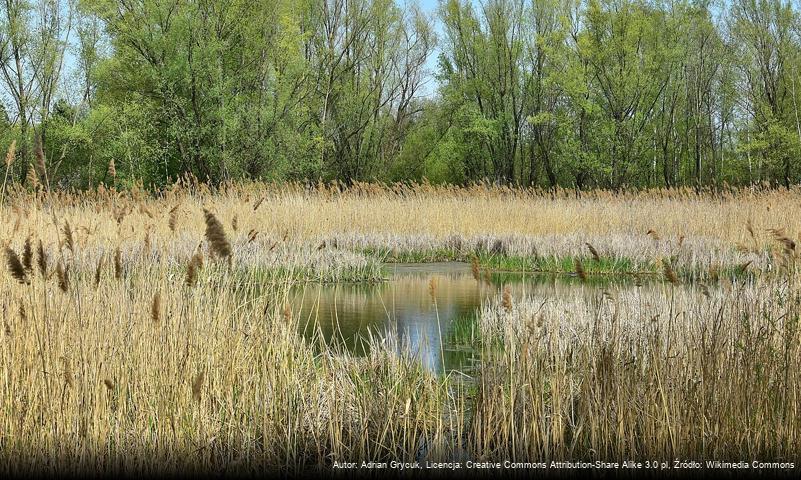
[{"xmin": 291, "ymin": 262, "xmax": 649, "ymax": 374}]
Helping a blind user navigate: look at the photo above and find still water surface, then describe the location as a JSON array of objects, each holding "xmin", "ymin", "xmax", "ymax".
[{"xmin": 291, "ymin": 262, "xmax": 650, "ymax": 374}]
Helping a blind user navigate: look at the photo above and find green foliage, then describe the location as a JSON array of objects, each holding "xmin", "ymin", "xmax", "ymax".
[{"xmin": 2, "ymin": 0, "xmax": 801, "ymax": 189}]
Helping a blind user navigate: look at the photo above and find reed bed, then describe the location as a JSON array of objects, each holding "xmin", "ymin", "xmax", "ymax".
[
  {"xmin": 0, "ymin": 182, "xmax": 800, "ymax": 474},
  {"xmin": 475, "ymin": 277, "xmax": 801, "ymax": 461},
  {"xmin": 2, "ymin": 180, "xmax": 794, "ymax": 277}
]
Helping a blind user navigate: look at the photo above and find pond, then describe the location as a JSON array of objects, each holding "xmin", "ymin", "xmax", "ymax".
[{"xmin": 291, "ymin": 262, "xmax": 656, "ymax": 375}]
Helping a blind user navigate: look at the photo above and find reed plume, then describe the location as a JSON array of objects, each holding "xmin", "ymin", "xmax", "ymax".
[
  {"xmin": 56, "ymin": 262, "xmax": 70, "ymax": 292},
  {"xmin": 186, "ymin": 253, "xmax": 203, "ymax": 287},
  {"xmin": 574, "ymin": 258, "xmax": 587, "ymax": 282},
  {"xmin": 37, "ymin": 240, "xmax": 47, "ymax": 277},
  {"xmin": 168, "ymin": 204, "xmax": 180, "ymax": 233},
  {"xmin": 5, "ymin": 247, "xmax": 28, "ymax": 284},
  {"xmin": 144, "ymin": 230, "xmax": 152, "ymax": 254},
  {"xmin": 1, "ymin": 140, "xmax": 14, "ymax": 201},
  {"xmin": 21, "ymin": 237, "xmax": 32, "ymax": 272},
  {"xmin": 34, "ymin": 135, "xmax": 47, "ymax": 187},
  {"xmin": 253, "ymin": 196, "xmax": 265, "ymax": 211},
  {"xmin": 192, "ymin": 371, "xmax": 205, "ymax": 401},
  {"xmin": 4, "ymin": 139, "xmax": 15, "ymax": 167},
  {"xmin": 737, "ymin": 260, "xmax": 753, "ymax": 274},
  {"xmin": 151, "ymin": 292, "xmax": 161, "ymax": 323},
  {"xmin": 585, "ymin": 242, "xmax": 600, "ymax": 262},
  {"xmin": 139, "ymin": 202, "xmax": 153, "ymax": 219},
  {"xmin": 232, "ymin": 214, "xmax": 238, "ymax": 232},
  {"xmin": 62, "ymin": 357, "xmax": 74, "ymax": 389},
  {"xmin": 63, "ymin": 221, "xmax": 74, "ymax": 253},
  {"xmin": 103, "ymin": 379, "xmax": 115, "ymax": 391},
  {"xmin": 94, "ymin": 254, "xmax": 104, "ymax": 287},
  {"xmin": 663, "ymin": 262, "xmax": 679, "ymax": 285},
  {"xmin": 501, "ymin": 286, "xmax": 513, "ymax": 312},
  {"xmin": 779, "ymin": 237, "xmax": 796, "ymax": 255},
  {"xmin": 203, "ymin": 208, "xmax": 232, "ymax": 261},
  {"xmin": 114, "ymin": 247, "xmax": 122, "ymax": 280},
  {"xmin": 471, "ymin": 256, "xmax": 480, "ymax": 281},
  {"xmin": 26, "ymin": 164, "xmax": 38, "ymax": 189},
  {"xmin": 107, "ymin": 158, "xmax": 116, "ymax": 180},
  {"xmin": 768, "ymin": 228, "xmax": 795, "ymax": 256}
]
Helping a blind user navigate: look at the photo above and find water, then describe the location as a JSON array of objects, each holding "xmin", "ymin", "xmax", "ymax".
[{"xmin": 291, "ymin": 262, "xmax": 649, "ymax": 374}]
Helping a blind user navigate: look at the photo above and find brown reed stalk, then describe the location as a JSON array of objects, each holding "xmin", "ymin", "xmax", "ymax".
[
  {"xmin": 247, "ymin": 229, "xmax": 258, "ymax": 243},
  {"xmin": 103, "ymin": 379, "xmax": 115, "ymax": 391},
  {"xmin": 232, "ymin": 214, "xmax": 238, "ymax": 232},
  {"xmin": 5, "ymin": 247, "xmax": 28, "ymax": 284}
]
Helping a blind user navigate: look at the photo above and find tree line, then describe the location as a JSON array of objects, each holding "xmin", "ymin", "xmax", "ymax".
[{"xmin": 1, "ymin": 0, "xmax": 801, "ymax": 189}]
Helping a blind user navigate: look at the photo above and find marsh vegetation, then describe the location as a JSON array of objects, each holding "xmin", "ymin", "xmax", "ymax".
[{"xmin": 1, "ymin": 181, "xmax": 800, "ymax": 475}]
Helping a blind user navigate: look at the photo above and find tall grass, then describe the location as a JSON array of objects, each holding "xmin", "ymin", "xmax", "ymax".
[
  {"xmin": 0, "ymin": 182, "xmax": 800, "ymax": 474},
  {"xmin": 475, "ymin": 278, "xmax": 801, "ymax": 460}
]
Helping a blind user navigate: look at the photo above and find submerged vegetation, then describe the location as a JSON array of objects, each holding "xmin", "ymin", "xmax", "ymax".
[{"xmin": 1, "ymin": 181, "xmax": 801, "ymax": 474}]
